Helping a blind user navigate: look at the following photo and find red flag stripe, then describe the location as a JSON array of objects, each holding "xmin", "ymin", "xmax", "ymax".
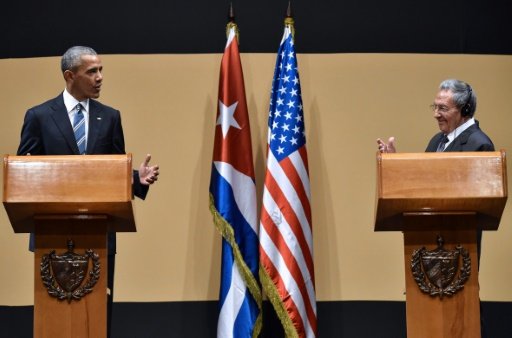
[
  {"xmin": 259, "ymin": 249, "xmax": 309, "ymax": 336},
  {"xmin": 260, "ymin": 225, "xmax": 318, "ymax": 337},
  {"xmin": 280, "ymin": 153, "xmax": 312, "ymax": 227},
  {"xmin": 265, "ymin": 149, "xmax": 313, "ymax": 250},
  {"xmin": 262, "ymin": 168, "xmax": 315, "ymax": 279},
  {"xmin": 260, "ymin": 192, "xmax": 316, "ymax": 313},
  {"xmin": 260, "ymin": 205, "xmax": 315, "ymax": 299},
  {"xmin": 298, "ymin": 146, "xmax": 310, "ymax": 175},
  {"xmin": 260, "ymin": 207, "xmax": 317, "ymax": 327}
]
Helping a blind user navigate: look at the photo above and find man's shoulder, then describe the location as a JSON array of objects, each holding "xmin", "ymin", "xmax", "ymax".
[
  {"xmin": 89, "ymin": 99, "xmax": 119, "ymax": 114},
  {"xmin": 461, "ymin": 122, "xmax": 494, "ymax": 150},
  {"xmin": 465, "ymin": 123, "xmax": 492, "ymax": 141},
  {"xmin": 28, "ymin": 94, "xmax": 63, "ymax": 112}
]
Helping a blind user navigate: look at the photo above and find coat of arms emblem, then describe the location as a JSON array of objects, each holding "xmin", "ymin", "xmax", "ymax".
[
  {"xmin": 40, "ymin": 240, "xmax": 100, "ymax": 303},
  {"xmin": 411, "ymin": 235, "xmax": 471, "ymax": 298}
]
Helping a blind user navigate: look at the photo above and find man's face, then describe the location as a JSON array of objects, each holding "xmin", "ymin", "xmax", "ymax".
[
  {"xmin": 432, "ymin": 89, "xmax": 463, "ymax": 134},
  {"xmin": 68, "ymin": 54, "xmax": 103, "ymax": 101}
]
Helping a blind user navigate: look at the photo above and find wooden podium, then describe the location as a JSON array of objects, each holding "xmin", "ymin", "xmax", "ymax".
[
  {"xmin": 375, "ymin": 151, "xmax": 508, "ymax": 338},
  {"xmin": 3, "ymin": 154, "xmax": 136, "ymax": 338}
]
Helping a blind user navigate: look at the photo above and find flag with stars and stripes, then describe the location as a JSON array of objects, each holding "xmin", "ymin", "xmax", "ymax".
[
  {"xmin": 209, "ymin": 24, "xmax": 262, "ymax": 338},
  {"xmin": 259, "ymin": 21, "xmax": 317, "ymax": 338}
]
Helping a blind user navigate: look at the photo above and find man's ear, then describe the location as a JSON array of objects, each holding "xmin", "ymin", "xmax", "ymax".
[{"xmin": 63, "ymin": 69, "xmax": 74, "ymax": 82}]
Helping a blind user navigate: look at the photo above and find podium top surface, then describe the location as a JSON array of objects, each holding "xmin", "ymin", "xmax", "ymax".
[
  {"xmin": 3, "ymin": 154, "xmax": 132, "ymax": 202},
  {"xmin": 3, "ymin": 154, "xmax": 136, "ymax": 233},
  {"xmin": 375, "ymin": 151, "xmax": 508, "ymax": 231}
]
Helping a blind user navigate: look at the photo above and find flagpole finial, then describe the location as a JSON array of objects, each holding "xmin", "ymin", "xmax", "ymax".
[
  {"xmin": 284, "ymin": 1, "xmax": 295, "ymax": 38},
  {"xmin": 286, "ymin": 1, "xmax": 293, "ymax": 18},
  {"xmin": 226, "ymin": 2, "xmax": 240, "ymax": 42},
  {"xmin": 228, "ymin": 2, "xmax": 235, "ymax": 23}
]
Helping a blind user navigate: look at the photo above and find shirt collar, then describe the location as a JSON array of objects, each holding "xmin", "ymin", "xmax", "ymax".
[
  {"xmin": 446, "ymin": 117, "xmax": 475, "ymax": 142},
  {"xmin": 63, "ymin": 89, "xmax": 89, "ymax": 114}
]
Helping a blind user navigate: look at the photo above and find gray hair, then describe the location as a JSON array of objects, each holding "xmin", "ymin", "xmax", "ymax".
[
  {"xmin": 439, "ymin": 79, "xmax": 477, "ymax": 117},
  {"xmin": 61, "ymin": 46, "xmax": 97, "ymax": 73}
]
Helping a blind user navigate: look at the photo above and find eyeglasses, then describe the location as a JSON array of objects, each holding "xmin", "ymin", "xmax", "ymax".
[{"xmin": 430, "ymin": 104, "xmax": 454, "ymax": 113}]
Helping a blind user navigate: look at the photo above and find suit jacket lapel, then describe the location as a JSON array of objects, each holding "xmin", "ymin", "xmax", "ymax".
[
  {"xmin": 49, "ymin": 95, "xmax": 81, "ymax": 154},
  {"xmin": 87, "ymin": 100, "xmax": 103, "ymax": 154},
  {"xmin": 426, "ymin": 133, "xmax": 444, "ymax": 152},
  {"xmin": 444, "ymin": 124, "xmax": 477, "ymax": 152}
]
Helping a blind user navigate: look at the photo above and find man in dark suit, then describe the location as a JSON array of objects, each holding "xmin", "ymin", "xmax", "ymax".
[
  {"xmin": 376, "ymin": 78, "xmax": 493, "ymax": 337},
  {"xmin": 16, "ymin": 45, "xmax": 159, "ymax": 337},
  {"xmin": 377, "ymin": 79, "xmax": 494, "ymax": 153}
]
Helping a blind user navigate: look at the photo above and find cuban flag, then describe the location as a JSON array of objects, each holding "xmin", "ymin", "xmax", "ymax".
[
  {"xmin": 259, "ymin": 20, "xmax": 317, "ymax": 338},
  {"xmin": 209, "ymin": 25, "xmax": 262, "ymax": 338}
]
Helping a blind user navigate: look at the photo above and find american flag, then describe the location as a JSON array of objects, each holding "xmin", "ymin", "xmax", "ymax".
[
  {"xmin": 209, "ymin": 25, "xmax": 262, "ymax": 338},
  {"xmin": 259, "ymin": 22, "xmax": 317, "ymax": 338}
]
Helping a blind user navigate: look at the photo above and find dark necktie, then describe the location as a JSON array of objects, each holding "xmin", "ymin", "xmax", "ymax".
[
  {"xmin": 436, "ymin": 135, "xmax": 448, "ymax": 152},
  {"xmin": 73, "ymin": 103, "xmax": 86, "ymax": 154}
]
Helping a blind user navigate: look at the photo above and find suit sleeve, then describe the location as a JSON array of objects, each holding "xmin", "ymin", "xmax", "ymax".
[
  {"xmin": 133, "ymin": 170, "xmax": 149, "ymax": 200},
  {"xmin": 17, "ymin": 109, "xmax": 44, "ymax": 155}
]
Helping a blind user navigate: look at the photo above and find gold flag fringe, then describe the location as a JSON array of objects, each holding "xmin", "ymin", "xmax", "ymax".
[
  {"xmin": 259, "ymin": 265, "xmax": 299, "ymax": 338},
  {"xmin": 209, "ymin": 193, "xmax": 262, "ymax": 338}
]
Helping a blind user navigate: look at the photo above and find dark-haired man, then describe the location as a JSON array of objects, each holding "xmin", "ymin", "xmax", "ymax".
[{"xmin": 17, "ymin": 45, "xmax": 159, "ymax": 337}]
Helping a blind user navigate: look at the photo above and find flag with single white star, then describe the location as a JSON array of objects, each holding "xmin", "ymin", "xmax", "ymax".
[
  {"xmin": 259, "ymin": 21, "xmax": 317, "ymax": 338},
  {"xmin": 209, "ymin": 24, "xmax": 262, "ymax": 338}
]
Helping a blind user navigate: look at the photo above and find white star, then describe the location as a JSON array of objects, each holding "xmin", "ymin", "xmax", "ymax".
[
  {"xmin": 272, "ymin": 121, "xmax": 279, "ymax": 129},
  {"xmin": 276, "ymin": 98, "xmax": 284, "ymax": 106},
  {"xmin": 217, "ymin": 100, "xmax": 241, "ymax": 138},
  {"xmin": 278, "ymin": 86, "xmax": 287, "ymax": 95},
  {"xmin": 295, "ymin": 115, "xmax": 302, "ymax": 122},
  {"xmin": 284, "ymin": 112, "xmax": 293, "ymax": 120},
  {"xmin": 288, "ymin": 51, "xmax": 294, "ymax": 58},
  {"xmin": 275, "ymin": 109, "xmax": 282, "ymax": 117},
  {"xmin": 292, "ymin": 76, "xmax": 299, "ymax": 85},
  {"xmin": 287, "ymin": 100, "xmax": 295, "ymax": 109},
  {"xmin": 286, "ymin": 63, "xmax": 292, "ymax": 71},
  {"xmin": 290, "ymin": 88, "xmax": 298, "ymax": 97},
  {"xmin": 282, "ymin": 123, "xmax": 290, "ymax": 132},
  {"xmin": 293, "ymin": 125, "xmax": 300, "ymax": 134},
  {"xmin": 277, "ymin": 146, "xmax": 285, "ymax": 154},
  {"xmin": 298, "ymin": 103, "xmax": 303, "ymax": 111},
  {"xmin": 279, "ymin": 134, "xmax": 287, "ymax": 143},
  {"xmin": 283, "ymin": 75, "xmax": 290, "ymax": 83},
  {"xmin": 290, "ymin": 137, "xmax": 298, "ymax": 145}
]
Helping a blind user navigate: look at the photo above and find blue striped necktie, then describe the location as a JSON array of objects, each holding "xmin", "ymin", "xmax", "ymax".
[{"xmin": 73, "ymin": 103, "xmax": 86, "ymax": 154}]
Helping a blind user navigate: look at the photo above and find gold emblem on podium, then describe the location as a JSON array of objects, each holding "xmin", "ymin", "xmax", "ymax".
[
  {"xmin": 40, "ymin": 240, "xmax": 100, "ymax": 303},
  {"xmin": 411, "ymin": 235, "xmax": 471, "ymax": 298}
]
